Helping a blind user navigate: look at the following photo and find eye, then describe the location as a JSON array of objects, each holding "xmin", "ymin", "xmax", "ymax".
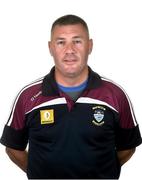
[
  {"xmin": 73, "ymin": 39, "xmax": 82, "ymax": 44},
  {"xmin": 56, "ymin": 40, "xmax": 65, "ymax": 46}
]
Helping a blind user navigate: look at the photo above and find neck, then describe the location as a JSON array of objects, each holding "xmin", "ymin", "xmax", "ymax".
[{"xmin": 55, "ymin": 67, "xmax": 89, "ymax": 87}]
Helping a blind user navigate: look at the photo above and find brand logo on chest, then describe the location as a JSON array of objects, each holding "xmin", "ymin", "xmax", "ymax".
[{"xmin": 40, "ymin": 109, "xmax": 54, "ymax": 124}]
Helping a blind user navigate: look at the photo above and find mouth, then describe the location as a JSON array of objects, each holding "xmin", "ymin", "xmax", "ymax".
[
  {"xmin": 64, "ymin": 58, "xmax": 77, "ymax": 64},
  {"xmin": 64, "ymin": 59, "xmax": 78, "ymax": 65}
]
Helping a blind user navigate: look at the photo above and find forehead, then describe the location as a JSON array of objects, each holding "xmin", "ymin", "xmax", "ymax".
[{"xmin": 51, "ymin": 24, "xmax": 89, "ymax": 39}]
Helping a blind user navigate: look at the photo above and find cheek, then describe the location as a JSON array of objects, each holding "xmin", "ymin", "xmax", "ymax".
[
  {"xmin": 52, "ymin": 51, "xmax": 64, "ymax": 65},
  {"xmin": 50, "ymin": 47, "xmax": 61, "ymax": 59},
  {"xmin": 79, "ymin": 48, "xmax": 90, "ymax": 59}
]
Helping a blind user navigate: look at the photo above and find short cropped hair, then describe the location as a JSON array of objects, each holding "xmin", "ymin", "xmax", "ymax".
[{"xmin": 51, "ymin": 14, "xmax": 89, "ymax": 34}]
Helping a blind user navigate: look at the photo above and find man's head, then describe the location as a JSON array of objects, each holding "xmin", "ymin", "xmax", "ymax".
[
  {"xmin": 51, "ymin": 14, "xmax": 89, "ymax": 38},
  {"xmin": 49, "ymin": 15, "xmax": 93, "ymax": 84}
]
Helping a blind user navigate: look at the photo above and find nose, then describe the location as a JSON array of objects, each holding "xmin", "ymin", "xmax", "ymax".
[{"xmin": 65, "ymin": 43, "xmax": 75, "ymax": 54}]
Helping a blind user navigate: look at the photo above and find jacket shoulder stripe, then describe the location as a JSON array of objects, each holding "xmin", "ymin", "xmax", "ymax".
[
  {"xmin": 7, "ymin": 77, "xmax": 44, "ymax": 126},
  {"xmin": 101, "ymin": 77, "xmax": 137, "ymax": 126}
]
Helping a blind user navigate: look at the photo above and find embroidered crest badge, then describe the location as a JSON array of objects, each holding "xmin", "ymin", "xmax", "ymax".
[{"xmin": 92, "ymin": 106, "xmax": 106, "ymax": 126}]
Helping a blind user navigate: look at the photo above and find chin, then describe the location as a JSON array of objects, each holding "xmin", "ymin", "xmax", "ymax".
[{"xmin": 65, "ymin": 70, "xmax": 81, "ymax": 78}]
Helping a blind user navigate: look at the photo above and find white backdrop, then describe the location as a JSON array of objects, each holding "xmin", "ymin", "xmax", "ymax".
[{"xmin": 0, "ymin": 0, "xmax": 142, "ymax": 179}]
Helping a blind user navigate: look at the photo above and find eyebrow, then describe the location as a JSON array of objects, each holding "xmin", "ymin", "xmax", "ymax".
[
  {"xmin": 72, "ymin": 36, "xmax": 83, "ymax": 39},
  {"xmin": 55, "ymin": 37, "xmax": 65, "ymax": 41},
  {"xmin": 55, "ymin": 36, "xmax": 84, "ymax": 41}
]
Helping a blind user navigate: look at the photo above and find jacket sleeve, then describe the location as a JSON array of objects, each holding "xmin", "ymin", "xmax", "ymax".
[
  {"xmin": 115, "ymin": 90, "xmax": 142, "ymax": 150},
  {"xmin": 0, "ymin": 90, "xmax": 28, "ymax": 150}
]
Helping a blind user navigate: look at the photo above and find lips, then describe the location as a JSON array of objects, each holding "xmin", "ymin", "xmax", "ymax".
[
  {"xmin": 64, "ymin": 55, "xmax": 78, "ymax": 62},
  {"xmin": 64, "ymin": 59, "xmax": 77, "ymax": 62},
  {"xmin": 63, "ymin": 59, "xmax": 77, "ymax": 66}
]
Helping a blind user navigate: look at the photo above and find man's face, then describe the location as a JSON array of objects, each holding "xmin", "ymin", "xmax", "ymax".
[{"xmin": 48, "ymin": 24, "xmax": 93, "ymax": 78}]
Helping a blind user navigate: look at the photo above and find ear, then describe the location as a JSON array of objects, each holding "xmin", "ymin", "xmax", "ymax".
[
  {"xmin": 88, "ymin": 39, "xmax": 93, "ymax": 54},
  {"xmin": 48, "ymin": 41, "xmax": 53, "ymax": 56}
]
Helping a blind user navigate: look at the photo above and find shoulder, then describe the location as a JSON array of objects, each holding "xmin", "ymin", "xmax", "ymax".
[
  {"xmin": 100, "ymin": 76, "xmax": 128, "ymax": 98},
  {"xmin": 98, "ymin": 75, "xmax": 130, "ymax": 107},
  {"xmin": 89, "ymin": 68, "xmax": 127, "ymax": 98},
  {"xmin": 15, "ymin": 77, "xmax": 44, "ymax": 102},
  {"xmin": 99, "ymin": 76, "xmax": 133, "ymax": 113}
]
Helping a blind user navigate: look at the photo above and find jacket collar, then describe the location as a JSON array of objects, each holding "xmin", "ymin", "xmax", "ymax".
[{"xmin": 42, "ymin": 66, "xmax": 102, "ymax": 96}]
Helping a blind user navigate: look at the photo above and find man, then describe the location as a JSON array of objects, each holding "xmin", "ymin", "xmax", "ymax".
[{"xmin": 0, "ymin": 14, "xmax": 142, "ymax": 179}]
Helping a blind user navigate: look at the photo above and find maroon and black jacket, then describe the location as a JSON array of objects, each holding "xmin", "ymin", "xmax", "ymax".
[{"xmin": 1, "ymin": 67, "xmax": 142, "ymax": 179}]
